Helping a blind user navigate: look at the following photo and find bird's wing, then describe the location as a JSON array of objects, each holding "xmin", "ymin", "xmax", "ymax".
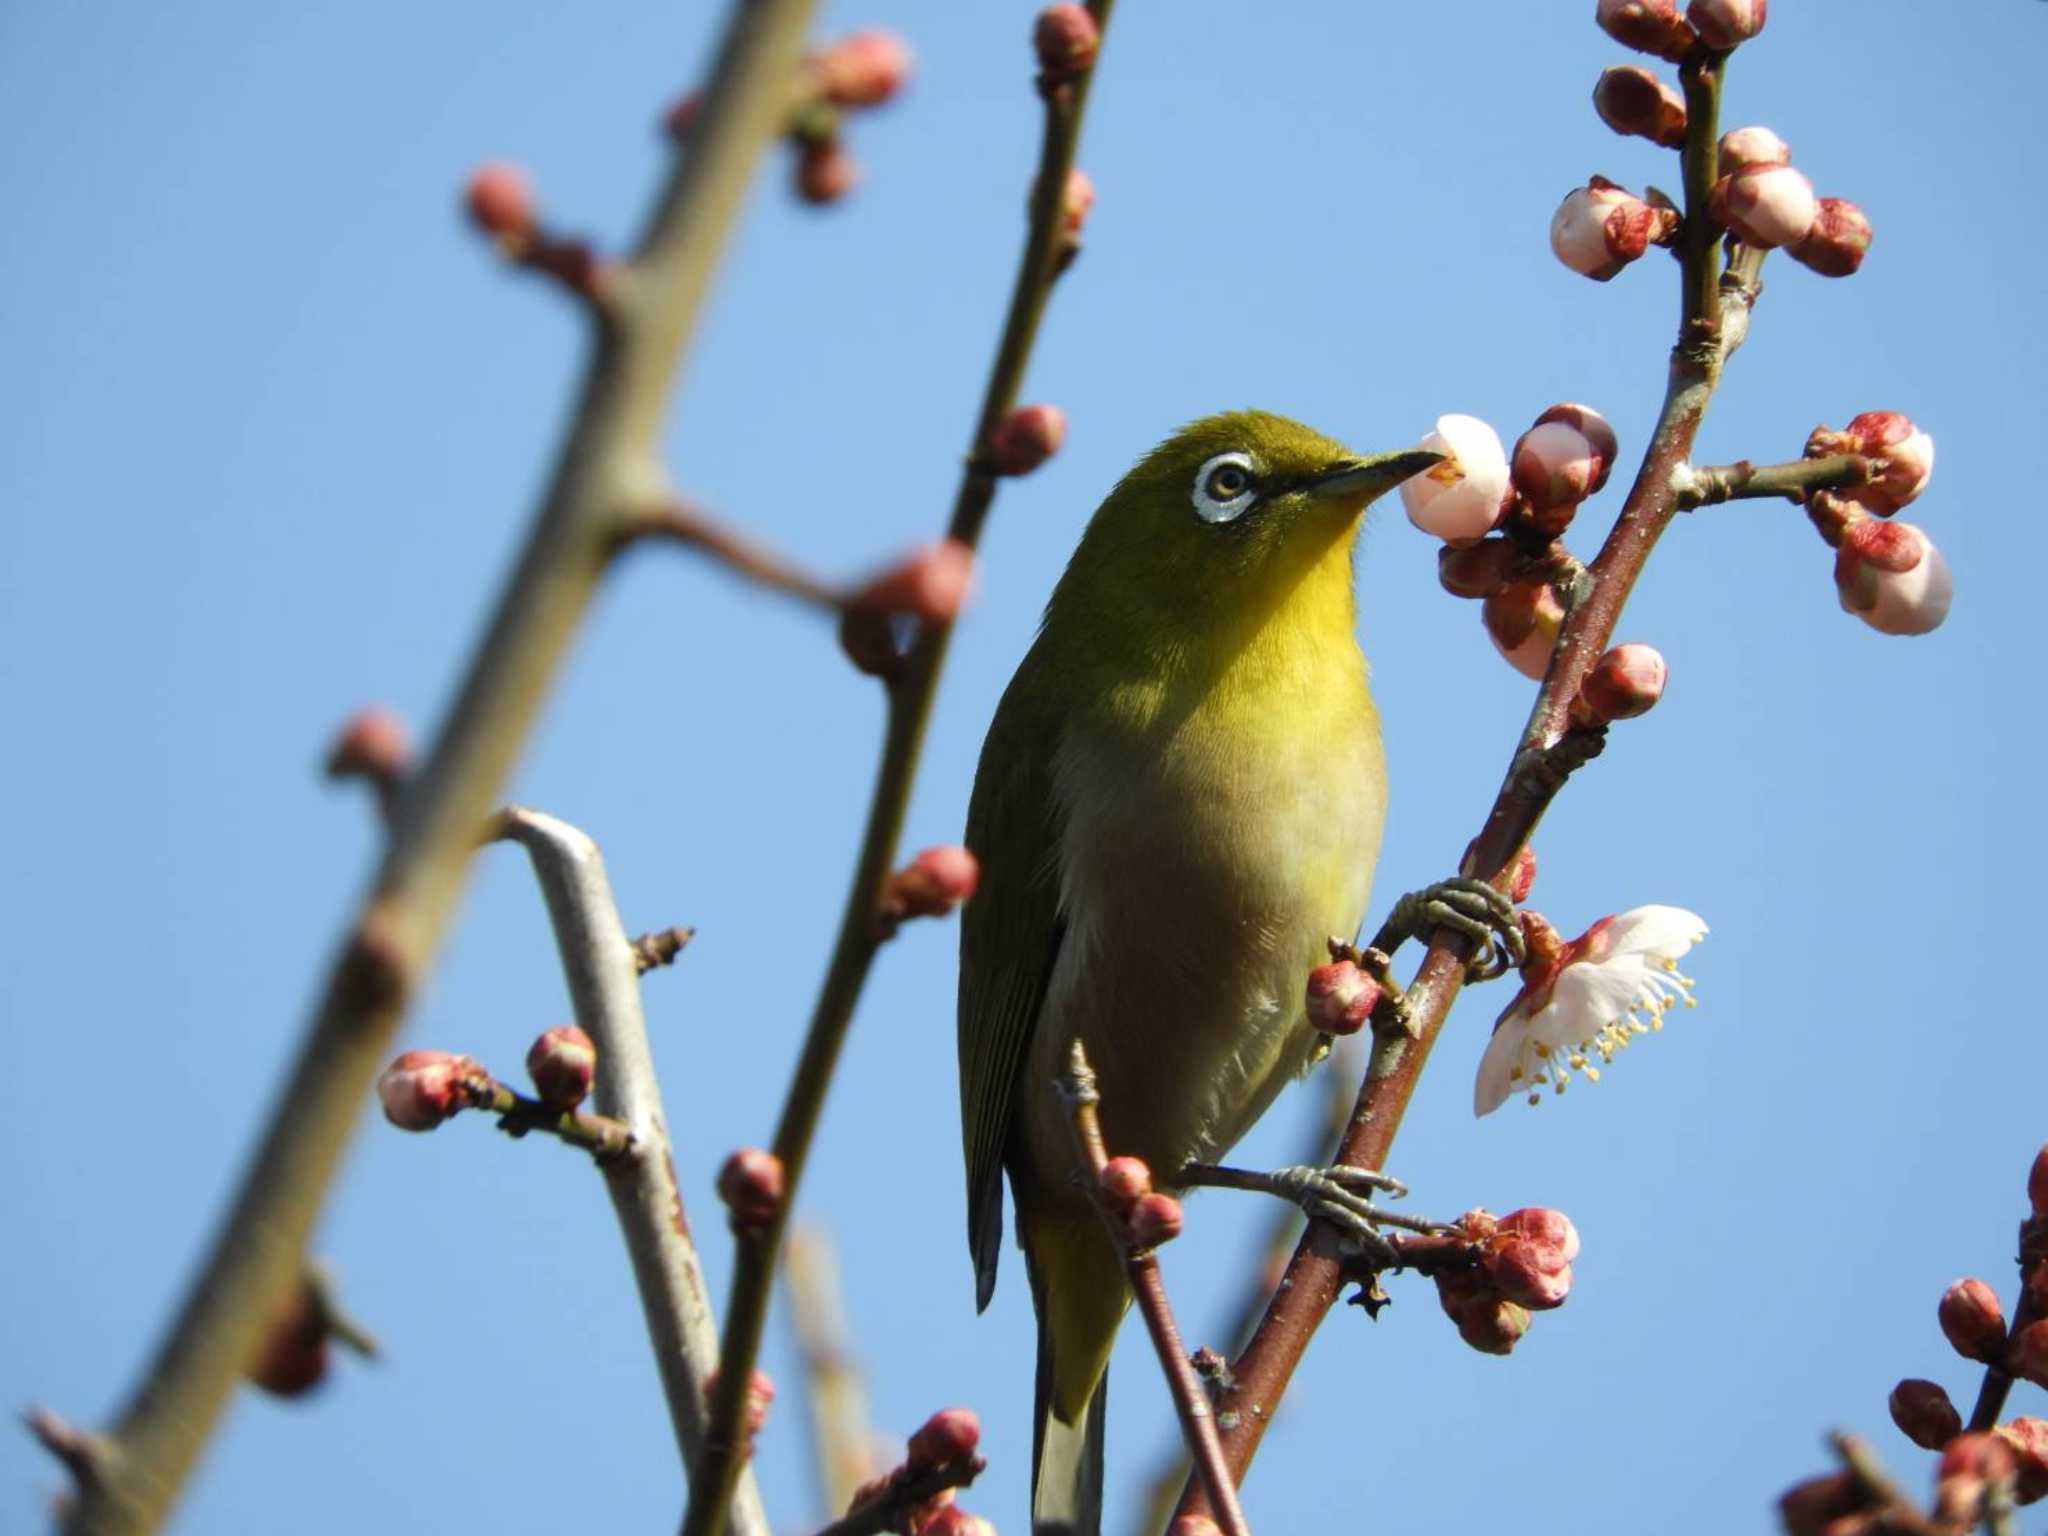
[{"xmin": 958, "ymin": 638, "xmax": 1066, "ymax": 1312}]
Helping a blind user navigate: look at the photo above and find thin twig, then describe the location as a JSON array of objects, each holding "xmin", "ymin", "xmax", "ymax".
[
  {"xmin": 683, "ymin": 9, "xmax": 1118, "ymax": 1534},
  {"xmin": 1676, "ymin": 452, "xmax": 1870, "ymax": 508},
  {"xmin": 626, "ymin": 498, "xmax": 847, "ymax": 613},
  {"xmin": 55, "ymin": 8, "xmax": 818, "ymax": 1528},
  {"xmin": 491, "ymin": 807, "xmax": 771, "ymax": 1536},
  {"xmin": 813, "ymin": 1454, "xmax": 987, "ymax": 1536},
  {"xmin": 635, "ymin": 925, "xmax": 698, "ymax": 973},
  {"xmin": 1830, "ymin": 1433, "xmax": 1951, "ymax": 1536},
  {"xmin": 1176, "ymin": 46, "xmax": 1741, "ymax": 1520},
  {"xmin": 785, "ymin": 1226, "xmax": 879, "ymax": 1519},
  {"xmin": 1061, "ymin": 1043, "xmax": 1252, "ymax": 1536}
]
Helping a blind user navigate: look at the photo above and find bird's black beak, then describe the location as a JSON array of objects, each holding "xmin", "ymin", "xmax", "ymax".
[{"xmin": 1308, "ymin": 448, "xmax": 1447, "ymax": 504}]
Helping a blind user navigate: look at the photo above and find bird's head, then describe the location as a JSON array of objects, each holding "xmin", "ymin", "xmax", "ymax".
[{"xmin": 1046, "ymin": 410, "xmax": 1442, "ymax": 655}]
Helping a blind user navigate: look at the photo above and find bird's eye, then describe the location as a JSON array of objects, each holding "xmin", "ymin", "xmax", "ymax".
[{"xmin": 1191, "ymin": 451, "xmax": 1258, "ymax": 524}]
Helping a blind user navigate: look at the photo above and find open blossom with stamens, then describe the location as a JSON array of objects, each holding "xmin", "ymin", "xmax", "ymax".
[
  {"xmin": 1474, "ymin": 905, "xmax": 1707, "ymax": 1116},
  {"xmin": 1399, "ymin": 414, "xmax": 1509, "ymax": 541}
]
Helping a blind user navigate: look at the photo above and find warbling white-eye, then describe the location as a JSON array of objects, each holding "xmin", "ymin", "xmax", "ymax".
[{"xmin": 956, "ymin": 410, "xmax": 1472, "ymax": 1535}]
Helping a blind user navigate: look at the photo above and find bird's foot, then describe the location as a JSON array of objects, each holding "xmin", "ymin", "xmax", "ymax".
[
  {"xmin": 1369, "ymin": 876, "xmax": 1525, "ymax": 982},
  {"xmin": 1179, "ymin": 1162, "xmax": 1412, "ymax": 1268}
]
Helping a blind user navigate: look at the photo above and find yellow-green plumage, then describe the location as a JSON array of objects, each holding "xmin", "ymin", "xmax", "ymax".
[{"xmin": 957, "ymin": 412, "xmax": 1437, "ymax": 1536}]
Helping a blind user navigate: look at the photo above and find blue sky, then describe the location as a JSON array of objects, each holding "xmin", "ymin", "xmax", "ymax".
[{"xmin": 5, "ymin": 2, "xmax": 2045, "ymax": 1532}]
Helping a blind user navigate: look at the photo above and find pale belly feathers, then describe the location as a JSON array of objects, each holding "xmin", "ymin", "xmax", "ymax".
[{"xmin": 1018, "ymin": 697, "xmax": 1385, "ymax": 1203}]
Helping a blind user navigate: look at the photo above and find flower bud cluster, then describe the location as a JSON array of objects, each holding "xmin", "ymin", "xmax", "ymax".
[
  {"xmin": 1596, "ymin": 0, "xmax": 1764, "ymax": 58},
  {"xmin": 1704, "ymin": 125, "xmax": 1872, "ymax": 276},
  {"xmin": 1096, "ymin": 1156, "xmax": 1183, "ymax": 1250},
  {"xmin": 1433, "ymin": 1207, "xmax": 1578, "ymax": 1354},
  {"xmin": 844, "ymin": 1408, "xmax": 992, "ymax": 1536},
  {"xmin": 1800, "ymin": 412, "xmax": 1948, "ymax": 636}
]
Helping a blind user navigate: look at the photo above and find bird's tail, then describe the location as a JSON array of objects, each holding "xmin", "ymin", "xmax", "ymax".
[{"xmin": 1025, "ymin": 1219, "xmax": 1127, "ymax": 1536}]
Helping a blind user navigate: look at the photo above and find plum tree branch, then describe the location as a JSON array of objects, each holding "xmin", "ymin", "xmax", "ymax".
[
  {"xmin": 49, "ymin": 4, "xmax": 818, "ymax": 1529},
  {"xmin": 681, "ymin": 8, "xmax": 1118, "ymax": 1534},
  {"xmin": 1176, "ymin": 45, "xmax": 1745, "ymax": 1520},
  {"xmin": 488, "ymin": 806, "xmax": 773, "ymax": 1536}
]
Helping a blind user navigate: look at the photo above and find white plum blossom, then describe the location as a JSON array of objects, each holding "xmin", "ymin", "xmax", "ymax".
[
  {"xmin": 1474, "ymin": 905, "xmax": 1707, "ymax": 1116},
  {"xmin": 1398, "ymin": 414, "xmax": 1510, "ymax": 541}
]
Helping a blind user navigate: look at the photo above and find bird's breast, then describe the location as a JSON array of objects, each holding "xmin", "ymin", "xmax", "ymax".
[{"xmin": 1021, "ymin": 678, "xmax": 1386, "ymax": 1191}]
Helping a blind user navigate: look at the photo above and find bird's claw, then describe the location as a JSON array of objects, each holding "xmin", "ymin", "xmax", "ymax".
[
  {"xmin": 1181, "ymin": 1161, "xmax": 1407, "ymax": 1269},
  {"xmin": 1374, "ymin": 877, "xmax": 1525, "ymax": 981}
]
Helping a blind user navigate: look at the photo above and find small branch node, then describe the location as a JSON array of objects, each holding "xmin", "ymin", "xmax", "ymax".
[{"xmin": 632, "ymin": 926, "xmax": 697, "ymax": 973}]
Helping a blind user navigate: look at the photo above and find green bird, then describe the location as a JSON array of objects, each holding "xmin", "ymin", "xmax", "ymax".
[{"xmin": 957, "ymin": 411, "xmax": 1445, "ymax": 1536}]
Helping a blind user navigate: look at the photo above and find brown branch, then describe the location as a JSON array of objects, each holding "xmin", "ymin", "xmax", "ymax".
[
  {"xmin": 53, "ymin": 5, "xmax": 819, "ymax": 1529},
  {"xmin": 1060, "ymin": 1043, "xmax": 1252, "ymax": 1536},
  {"xmin": 1966, "ymin": 1217, "xmax": 2048, "ymax": 1433},
  {"xmin": 682, "ymin": 9, "xmax": 1118, "ymax": 1534},
  {"xmin": 626, "ymin": 498, "xmax": 847, "ymax": 613},
  {"xmin": 1176, "ymin": 46, "xmax": 1741, "ymax": 1521},
  {"xmin": 1676, "ymin": 452, "xmax": 1870, "ymax": 508}
]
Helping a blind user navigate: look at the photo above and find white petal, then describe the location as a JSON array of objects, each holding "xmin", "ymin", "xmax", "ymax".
[
  {"xmin": 1474, "ymin": 1016, "xmax": 1526, "ymax": 1117},
  {"xmin": 1600, "ymin": 905, "xmax": 1707, "ymax": 956}
]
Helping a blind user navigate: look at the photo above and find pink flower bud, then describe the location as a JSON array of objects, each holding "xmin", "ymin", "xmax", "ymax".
[
  {"xmin": 1128, "ymin": 1191, "xmax": 1184, "ymax": 1248},
  {"xmin": 1808, "ymin": 411, "xmax": 1934, "ymax": 514},
  {"xmin": 1889, "ymin": 1378, "xmax": 1963, "ymax": 1450},
  {"xmin": 1939, "ymin": 1278, "xmax": 2009, "ymax": 1364},
  {"xmin": 1512, "ymin": 405, "xmax": 1618, "ymax": 515},
  {"xmin": 1834, "ymin": 521, "xmax": 1950, "ymax": 636},
  {"xmin": 324, "ymin": 708, "xmax": 411, "ymax": 785},
  {"xmin": 1057, "ymin": 168, "xmax": 1095, "ymax": 244},
  {"xmin": 1777, "ymin": 1474, "xmax": 1865, "ymax": 1536},
  {"xmin": 2030, "ymin": 1145, "xmax": 2048, "ymax": 1220},
  {"xmin": 1099, "ymin": 1156, "xmax": 1153, "ymax": 1213},
  {"xmin": 1936, "ymin": 1433, "xmax": 2019, "ymax": 1526},
  {"xmin": 718, "ymin": 1148, "xmax": 786, "ymax": 1233},
  {"xmin": 1437, "ymin": 538, "xmax": 1516, "ymax": 599},
  {"xmin": 1687, "ymin": 0, "xmax": 1766, "ymax": 50},
  {"xmin": 2016, "ymin": 1320, "xmax": 2048, "ymax": 1388},
  {"xmin": 849, "ymin": 540, "xmax": 975, "ymax": 625},
  {"xmin": 1592, "ymin": 66, "xmax": 1686, "ymax": 148},
  {"xmin": 989, "ymin": 404, "xmax": 1067, "ymax": 476},
  {"xmin": 1482, "ymin": 579, "xmax": 1565, "ymax": 681},
  {"xmin": 705, "ymin": 1367, "xmax": 776, "ymax": 1437},
  {"xmin": 1550, "ymin": 177, "xmax": 1671, "ymax": 280},
  {"xmin": 663, "ymin": 93, "xmax": 702, "ymax": 142},
  {"xmin": 1789, "ymin": 198, "xmax": 1872, "ymax": 277},
  {"xmin": 1034, "ymin": 5, "xmax": 1100, "ymax": 82},
  {"xmin": 1596, "ymin": 0, "xmax": 1698, "ymax": 61},
  {"xmin": 247, "ymin": 1278, "xmax": 331, "ymax": 1398},
  {"xmin": 1709, "ymin": 162, "xmax": 1816, "ymax": 249},
  {"xmin": 1507, "ymin": 844, "xmax": 1538, "ymax": 904},
  {"xmin": 1435, "ymin": 1269, "xmax": 1532, "ymax": 1355},
  {"xmin": 1994, "ymin": 1417, "xmax": 2048, "ymax": 1504},
  {"xmin": 465, "ymin": 162, "xmax": 536, "ymax": 239},
  {"xmin": 809, "ymin": 30, "xmax": 913, "ymax": 108},
  {"xmin": 377, "ymin": 1050, "xmax": 482, "ymax": 1132},
  {"xmin": 795, "ymin": 138, "xmax": 860, "ymax": 205},
  {"xmin": 1399, "ymin": 414, "xmax": 1511, "ymax": 541},
  {"xmin": 1481, "ymin": 1208, "xmax": 1579, "ymax": 1310},
  {"xmin": 526, "ymin": 1024, "xmax": 596, "ymax": 1111},
  {"xmin": 1305, "ymin": 959, "xmax": 1381, "ymax": 1038},
  {"xmin": 884, "ymin": 844, "xmax": 981, "ymax": 923},
  {"xmin": 1574, "ymin": 642, "xmax": 1667, "ymax": 725},
  {"xmin": 907, "ymin": 1407, "xmax": 982, "ymax": 1469},
  {"xmin": 1717, "ymin": 125, "xmax": 1791, "ymax": 171}
]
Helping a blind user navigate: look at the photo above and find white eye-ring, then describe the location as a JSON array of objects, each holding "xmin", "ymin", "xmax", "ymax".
[{"xmin": 1191, "ymin": 451, "xmax": 1258, "ymax": 523}]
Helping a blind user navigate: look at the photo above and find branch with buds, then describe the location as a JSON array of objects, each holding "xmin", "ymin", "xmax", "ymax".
[
  {"xmin": 682, "ymin": 9, "xmax": 1116, "ymax": 1535},
  {"xmin": 1058, "ymin": 1041, "xmax": 1252, "ymax": 1536},
  {"xmin": 1179, "ymin": 5, "xmax": 1950, "ymax": 1520}
]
